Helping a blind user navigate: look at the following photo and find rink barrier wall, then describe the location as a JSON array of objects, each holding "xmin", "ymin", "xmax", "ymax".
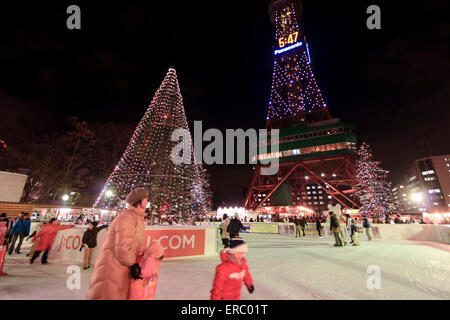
[
  {"xmin": 26, "ymin": 222, "xmax": 449, "ymax": 265},
  {"xmin": 373, "ymin": 223, "xmax": 450, "ymax": 244},
  {"xmin": 45, "ymin": 225, "xmax": 219, "ymax": 264},
  {"xmin": 268, "ymin": 222, "xmax": 449, "ymax": 244}
]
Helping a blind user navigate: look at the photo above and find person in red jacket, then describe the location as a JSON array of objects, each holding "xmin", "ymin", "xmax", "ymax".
[
  {"xmin": 210, "ymin": 237, "xmax": 254, "ymax": 300},
  {"xmin": 30, "ymin": 218, "xmax": 74, "ymax": 264}
]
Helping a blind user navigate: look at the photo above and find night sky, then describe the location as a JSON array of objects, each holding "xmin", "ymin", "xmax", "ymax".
[{"xmin": 1, "ymin": 1, "xmax": 449, "ymax": 207}]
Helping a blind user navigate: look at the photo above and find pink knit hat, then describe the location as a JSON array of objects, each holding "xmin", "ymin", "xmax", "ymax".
[{"xmin": 142, "ymin": 240, "xmax": 164, "ymax": 263}]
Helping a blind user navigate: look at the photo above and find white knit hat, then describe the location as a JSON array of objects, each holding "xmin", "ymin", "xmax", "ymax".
[{"xmin": 228, "ymin": 237, "xmax": 248, "ymax": 253}]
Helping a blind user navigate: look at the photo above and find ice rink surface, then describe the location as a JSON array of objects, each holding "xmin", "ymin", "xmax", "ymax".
[{"xmin": 1, "ymin": 233, "xmax": 449, "ymax": 300}]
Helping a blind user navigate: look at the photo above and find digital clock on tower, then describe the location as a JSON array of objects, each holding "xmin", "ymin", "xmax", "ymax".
[{"xmin": 278, "ymin": 31, "xmax": 299, "ymax": 48}]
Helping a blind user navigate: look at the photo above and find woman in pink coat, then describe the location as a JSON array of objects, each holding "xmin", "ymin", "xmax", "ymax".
[
  {"xmin": 30, "ymin": 218, "xmax": 74, "ymax": 264},
  {"xmin": 86, "ymin": 188, "xmax": 148, "ymax": 300},
  {"xmin": 128, "ymin": 240, "xmax": 164, "ymax": 300}
]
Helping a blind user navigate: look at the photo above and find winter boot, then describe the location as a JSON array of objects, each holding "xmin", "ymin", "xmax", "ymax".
[
  {"xmin": 30, "ymin": 251, "xmax": 40, "ymax": 264},
  {"xmin": 41, "ymin": 250, "xmax": 49, "ymax": 264}
]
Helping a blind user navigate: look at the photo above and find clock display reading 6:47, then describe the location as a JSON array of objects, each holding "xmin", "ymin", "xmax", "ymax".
[{"xmin": 278, "ymin": 31, "xmax": 299, "ymax": 48}]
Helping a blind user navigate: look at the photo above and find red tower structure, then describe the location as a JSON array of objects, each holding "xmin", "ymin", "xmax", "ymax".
[{"xmin": 244, "ymin": 0, "xmax": 360, "ymax": 213}]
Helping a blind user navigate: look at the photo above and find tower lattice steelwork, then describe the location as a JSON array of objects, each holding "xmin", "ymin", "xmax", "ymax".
[{"xmin": 244, "ymin": 0, "xmax": 360, "ymax": 213}]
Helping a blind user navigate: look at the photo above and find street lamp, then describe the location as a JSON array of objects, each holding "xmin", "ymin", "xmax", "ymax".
[{"xmin": 62, "ymin": 194, "xmax": 69, "ymax": 201}]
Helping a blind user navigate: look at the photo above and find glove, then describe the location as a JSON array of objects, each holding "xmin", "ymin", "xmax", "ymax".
[
  {"xmin": 130, "ymin": 263, "xmax": 143, "ymax": 280},
  {"xmin": 248, "ymin": 285, "xmax": 254, "ymax": 294}
]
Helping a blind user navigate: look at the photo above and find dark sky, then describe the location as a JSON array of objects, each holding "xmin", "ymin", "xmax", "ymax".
[{"xmin": 0, "ymin": 1, "xmax": 449, "ymax": 207}]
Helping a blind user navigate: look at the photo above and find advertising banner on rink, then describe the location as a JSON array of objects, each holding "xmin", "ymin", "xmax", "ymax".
[
  {"xmin": 49, "ymin": 227, "xmax": 86, "ymax": 263},
  {"xmin": 278, "ymin": 223, "xmax": 296, "ymax": 236},
  {"xmin": 142, "ymin": 229, "xmax": 206, "ymax": 258},
  {"xmin": 303, "ymin": 224, "xmax": 322, "ymax": 236},
  {"xmin": 49, "ymin": 226, "xmax": 108, "ymax": 264},
  {"xmin": 240, "ymin": 223, "xmax": 251, "ymax": 233},
  {"xmin": 240, "ymin": 223, "xmax": 279, "ymax": 234},
  {"xmin": 250, "ymin": 223, "xmax": 279, "ymax": 234}
]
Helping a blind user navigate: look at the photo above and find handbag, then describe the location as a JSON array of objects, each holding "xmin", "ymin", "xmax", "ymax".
[{"xmin": 332, "ymin": 227, "xmax": 340, "ymax": 233}]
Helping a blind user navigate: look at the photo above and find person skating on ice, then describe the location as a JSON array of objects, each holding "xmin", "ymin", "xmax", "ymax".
[
  {"xmin": 350, "ymin": 219, "xmax": 360, "ymax": 246},
  {"xmin": 300, "ymin": 215, "xmax": 307, "ymax": 237},
  {"xmin": 316, "ymin": 215, "xmax": 323, "ymax": 238},
  {"xmin": 329, "ymin": 212, "xmax": 346, "ymax": 247},
  {"xmin": 210, "ymin": 237, "xmax": 254, "ymax": 300},
  {"xmin": 8, "ymin": 212, "xmax": 31, "ymax": 255},
  {"xmin": 220, "ymin": 214, "xmax": 231, "ymax": 248},
  {"xmin": 294, "ymin": 216, "xmax": 301, "ymax": 237},
  {"xmin": 30, "ymin": 218, "xmax": 74, "ymax": 264},
  {"xmin": 80, "ymin": 221, "xmax": 108, "ymax": 270},
  {"xmin": 363, "ymin": 217, "xmax": 373, "ymax": 240},
  {"xmin": 227, "ymin": 213, "xmax": 246, "ymax": 238}
]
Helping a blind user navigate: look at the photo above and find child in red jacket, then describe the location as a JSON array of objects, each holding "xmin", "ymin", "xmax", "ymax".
[{"xmin": 210, "ymin": 237, "xmax": 254, "ymax": 300}]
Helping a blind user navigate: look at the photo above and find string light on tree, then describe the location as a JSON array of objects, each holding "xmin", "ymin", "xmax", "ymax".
[
  {"xmin": 94, "ymin": 68, "xmax": 211, "ymax": 219},
  {"xmin": 355, "ymin": 142, "xmax": 398, "ymax": 218}
]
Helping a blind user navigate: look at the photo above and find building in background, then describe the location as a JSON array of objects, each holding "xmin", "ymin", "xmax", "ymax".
[
  {"xmin": 393, "ymin": 155, "xmax": 450, "ymax": 213},
  {"xmin": 392, "ymin": 184, "xmax": 409, "ymax": 212}
]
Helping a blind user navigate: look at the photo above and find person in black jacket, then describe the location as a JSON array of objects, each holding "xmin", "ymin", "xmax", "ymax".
[
  {"xmin": 316, "ymin": 216, "xmax": 323, "ymax": 238},
  {"xmin": 81, "ymin": 221, "xmax": 108, "ymax": 270},
  {"xmin": 294, "ymin": 216, "xmax": 301, "ymax": 237},
  {"xmin": 299, "ymin": 216, "xmax": 307, "ymax": 237},
  {"xmin": 227, "ymin": 213, "xmax": 245, "ymax": 238}
]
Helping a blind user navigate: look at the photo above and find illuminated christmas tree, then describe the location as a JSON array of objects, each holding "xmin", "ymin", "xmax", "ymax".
[
  {"xmin": 267, "ymin": 0, "xmax": 327, "ymax": 120},
  {"xmin": 94, "ymin": 68, "xmax": 211, "ymax": 218},
  {"xmin": 355, "ymin": 143, "xmax": 397, "ymax": 217}
]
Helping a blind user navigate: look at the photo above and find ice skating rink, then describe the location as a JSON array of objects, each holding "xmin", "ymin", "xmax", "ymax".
[{"xmin": 1, "ymin": 233, "xmax": 449, "ymax": 300}]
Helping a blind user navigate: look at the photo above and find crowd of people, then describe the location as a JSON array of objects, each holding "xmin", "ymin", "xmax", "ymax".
[
  {"xmin": 328, "ymin": 212, "xmax": 370, "ymax": 247},
  {"xmin": 1, "ymin": 192, "xmax": 449, "ymax": 300},
  {"xmin": 0, "ymin": 212, "xmax": 31, "ymax": 256}
]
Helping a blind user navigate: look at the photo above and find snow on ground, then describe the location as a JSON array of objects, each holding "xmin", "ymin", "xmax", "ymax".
[{"xmin": 1, "ymin": 234, "xmax": 449, "ymax": 300}]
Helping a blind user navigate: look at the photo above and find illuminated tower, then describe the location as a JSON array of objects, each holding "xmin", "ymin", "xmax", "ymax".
[
  {"xmin": 267, "ymin": 0, "xmax": 327, "ymax": 121},
  {"xmin": 245, "ymin": 0, "xmax": 360, "ymax": 213}
]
